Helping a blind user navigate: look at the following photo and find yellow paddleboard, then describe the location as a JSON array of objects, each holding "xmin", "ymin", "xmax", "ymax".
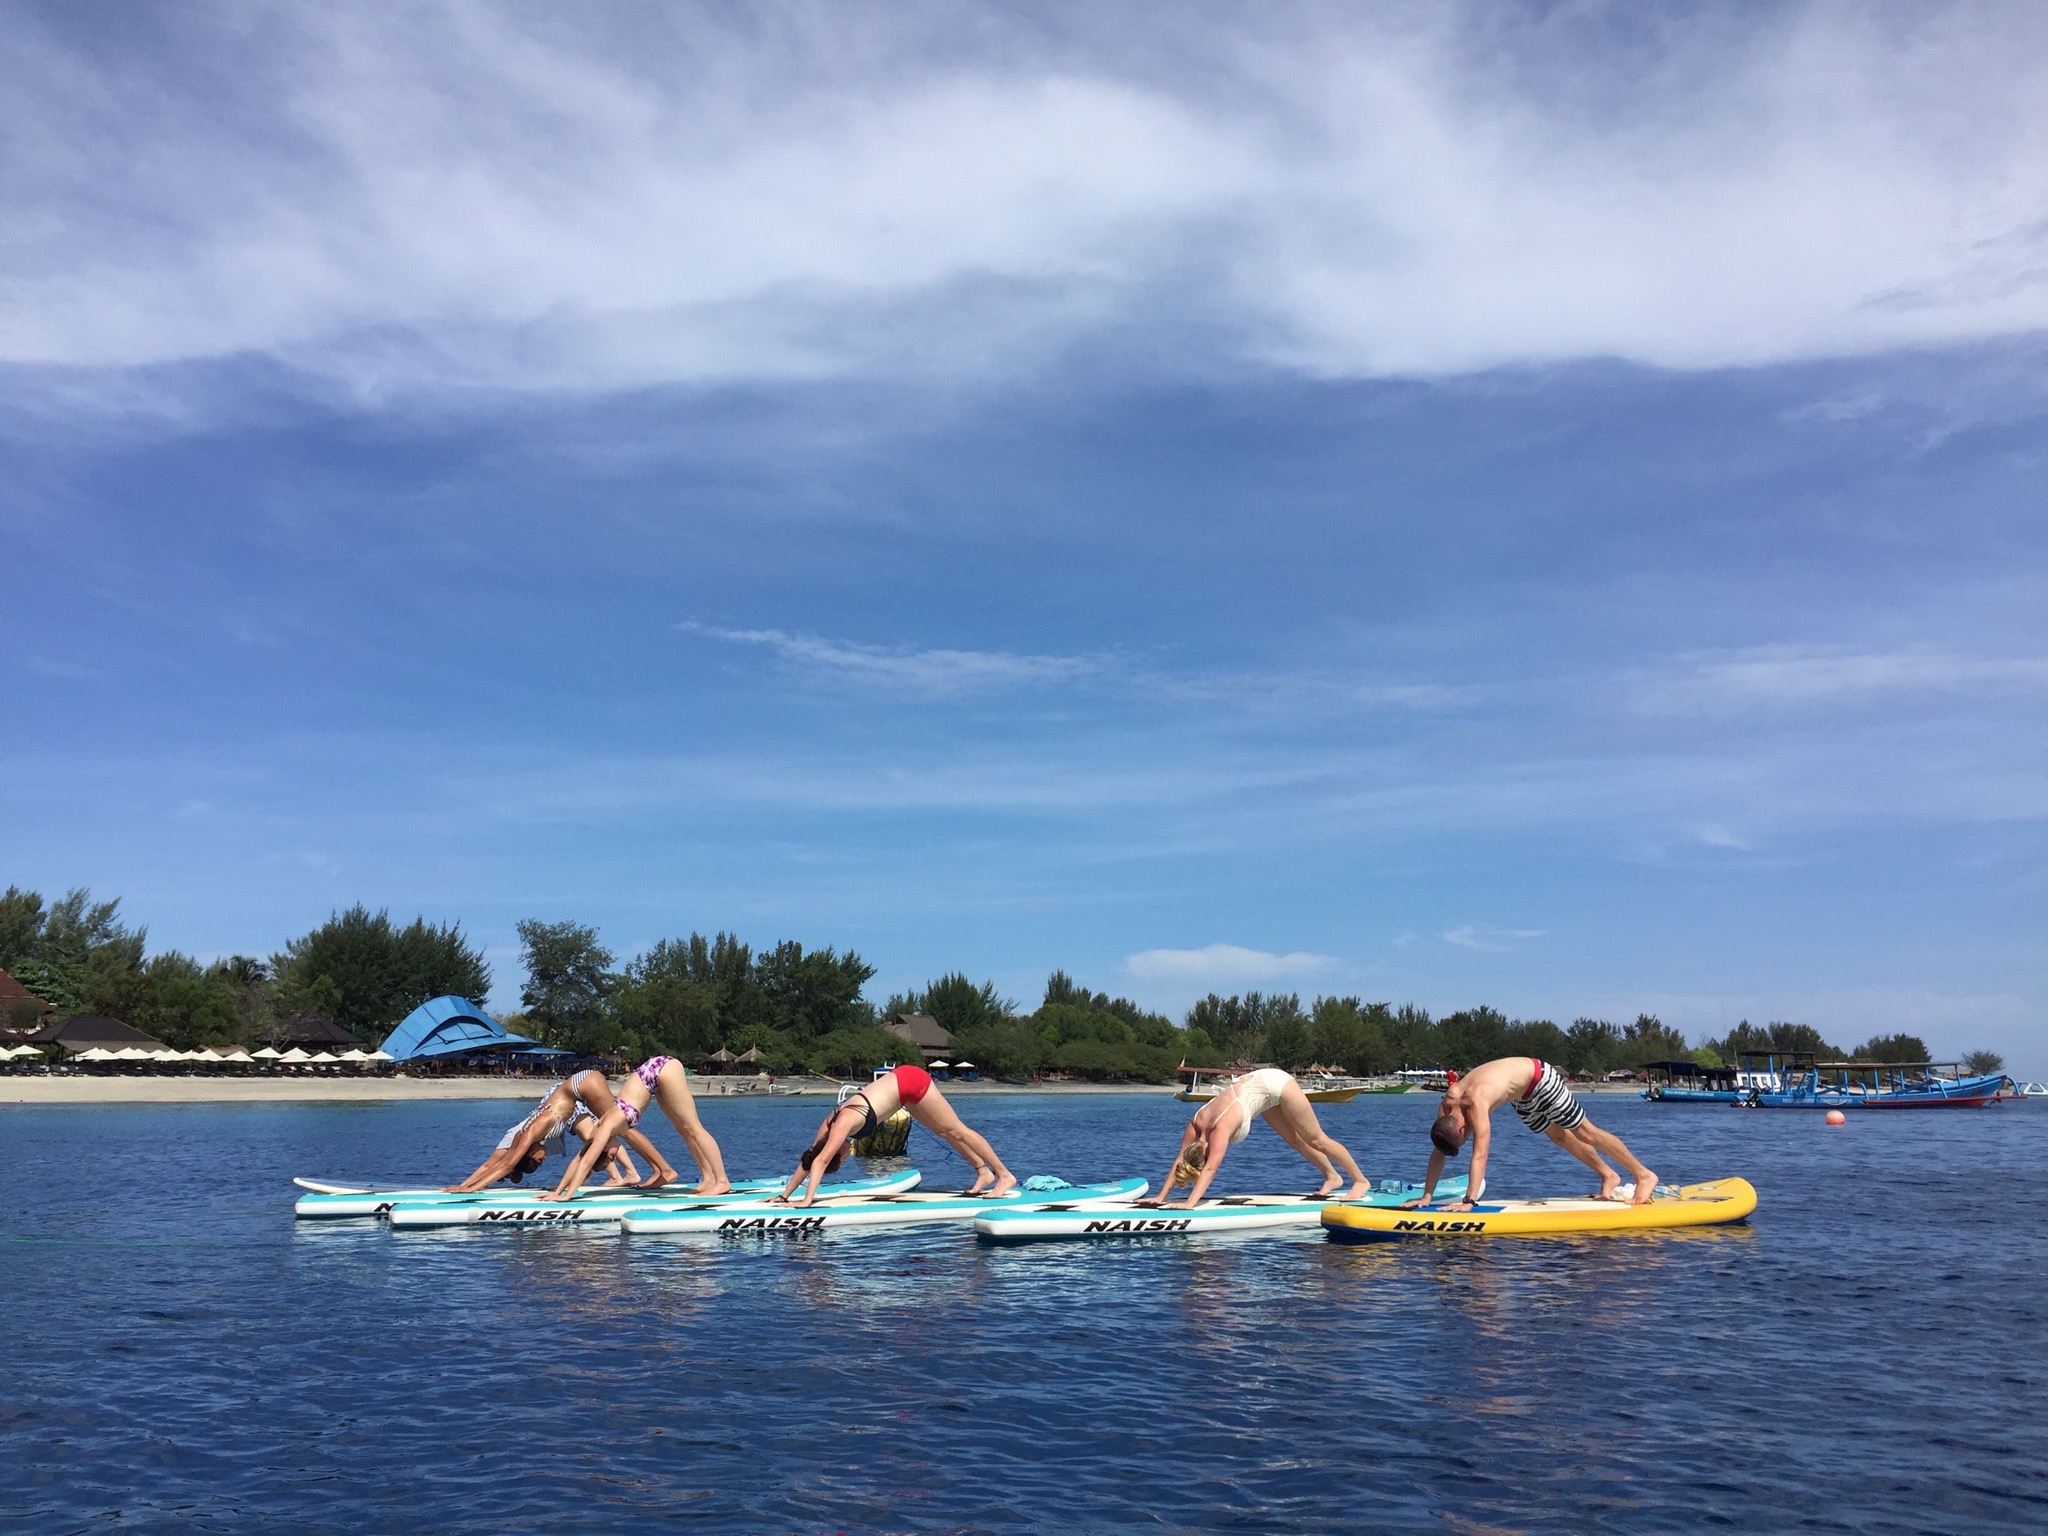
[{"xmin": 1320, "ymin": 1177, "xmax": 1756, "ymax": 1242}]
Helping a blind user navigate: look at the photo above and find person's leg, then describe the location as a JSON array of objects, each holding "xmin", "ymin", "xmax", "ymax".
[
  {"xmin": 1543, "ymin": 1123, "xmax": 1621, "ymax": 1197},
  {"xmin": 653, "ymin": 1064, "xmax": 731, "ymax": 1194},
  {"xmin": 1568, "ymin": 1115, "xmax": 1656, "ymax": 1203},
  {"xmin": 1268, "ymin": 1085, "xmax": 1368, "ymax": 1196},
  {"xmin": 907, "ymin": 1085, "xmax": 1017, "ymax": 1194}
]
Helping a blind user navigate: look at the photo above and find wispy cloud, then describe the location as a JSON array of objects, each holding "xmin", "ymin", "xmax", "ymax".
[
  {"xmin": 1125, "ymin": 943, "xmax": 1338, "ymax": 990},
  {"xmin": 1633, "ymin": 648, "xmax": 2048, "ymax": 715},
  {"xmin": 1442, "ymin": 926, "xmax": 1543, "ymax": 952},
  {"xmin": 7, "ymin": 6, "xmax": 2048, "ymax": 406},
  {"xmin": 684, "ymin": 623, "xmax": 1102, "ymax": 695}
]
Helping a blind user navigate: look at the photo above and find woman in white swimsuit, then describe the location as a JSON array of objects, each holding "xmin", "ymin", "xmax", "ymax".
[
  {"xmin": 539, "ymin": 1056, "xmax": 731, "ymax": 1201},
  {"xmin": 1152, "ymin": 1067, "xmax": 1368, "ymax": 1209},
  {"xmin": 443, "ymin": 1070, "xmax": 667, "ymax": 1192}
]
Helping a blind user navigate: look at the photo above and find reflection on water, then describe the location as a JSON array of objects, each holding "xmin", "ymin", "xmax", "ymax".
[{"xmin": 3, "ymin": 1094, "xmax": 2045, "ymax": 1533}]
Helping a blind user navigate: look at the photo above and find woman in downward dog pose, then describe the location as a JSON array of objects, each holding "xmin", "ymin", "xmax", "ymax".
[
  {"xmin": 1152, "ymin": 1067, "xmax": 1368, "ymax": 1209},
  {"xmin": 540, "ymin": 1056, "xmax": 731, "ymax": 1201},
  {"xmin": 444, "ymin": 1070, "xmax": 663, "ymax": 1193},
  {"xmin": 780, "ymin": 1063, "xmax": 1016, "ymax": 1207}
]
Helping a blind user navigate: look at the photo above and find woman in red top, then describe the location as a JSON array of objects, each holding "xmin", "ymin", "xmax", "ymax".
[{"xmin": 779, "ymin": 1063, "xmax": 1016, "ymax": 1207}]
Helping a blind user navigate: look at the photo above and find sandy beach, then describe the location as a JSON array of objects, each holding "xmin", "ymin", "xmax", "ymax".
[{"xmin": 0, "ymin": 1074, "xmax": 1187, "ymax": 1105}]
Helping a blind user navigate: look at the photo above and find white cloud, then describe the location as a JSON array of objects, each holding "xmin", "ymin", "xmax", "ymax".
[
  {"xmin": 684, "ymin": 624, "xmax": 1100, "ymax": 695},
  {"xmin": 1442, "ymin": 925, "xmax": 1544, "ymax": 951},
  {"xmin": 6, "ymin": 5, "xmax": 2048, "ymax": 403},
  {"xmin": 1124, "ymin": 943, "xmax": 1338, "ymax": 990},
  {"xmin": 1634, "ymin": 648, "xmax": 2048, "ymax": 715}
]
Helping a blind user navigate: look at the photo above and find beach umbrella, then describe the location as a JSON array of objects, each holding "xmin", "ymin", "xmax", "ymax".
[
  {"xmin": 338, "ymin": 1048, "xmax": 369, "ymax": 1062},
  {"xmin": 278, "ymin": 1047, "xmax": 312, "ymax": 1063},
  {"xmin": 218, "ymin": 1049, "xmax": 254, "ymax": 1063},
  {"xmin": 115, "ymin": 1047, "xmax": 155, "ymax": 1061},
  {"xmin": 308, "ymin": 1051, "xmax": 340, "ymax": 1063},
  {"xmin": 954, "ymin": 1060, "xmax": 976, "ymax": 1069},
  {"xmin": 927, "ymin": 1060, "xmax": 952, "ymax": 1069},
  {"xmin": 364, "ymin": 1049, "xmax": 394, "ymax": 1062},
  {"xmin": 75, "ymin": 1047, "xmax": 115, "ymax": 1062},
  {"xmin": 252, "ymin": 1047, "xmax": 283, "ymax": 1060}
]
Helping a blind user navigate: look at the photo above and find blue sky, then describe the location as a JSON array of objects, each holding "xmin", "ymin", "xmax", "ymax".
[{"xmin": 5, "ymin": 3, "xmax": 2046, "ymax": 1069}]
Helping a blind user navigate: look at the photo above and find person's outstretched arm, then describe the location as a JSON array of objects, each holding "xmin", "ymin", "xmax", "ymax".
[
  {"xmin": 1404, "ymin": 1148, "xmax": 1448, "ymax": 1208},
  {"xmin": 1450, "ymin": 1120, "xmax": 1490, "ymax": 1212},
  {"xmin": 444, "ymin": 1132, "xmax": 535, "ymax": 1192},
  {"xmin": 788, "ymin": 1121, "xmax": 856, "ymax": 1207},
  {"xmin": 1148, "ymin": 1123, "xmax": 1201, "ymax": 1204},
  {"xmin": 1173, "ymin": 1129, "xmax": 1229, "ymax": 1208},
  {"xmin": 539, "ymin": 1111, "xmax": 625, "ymax": 1200}
]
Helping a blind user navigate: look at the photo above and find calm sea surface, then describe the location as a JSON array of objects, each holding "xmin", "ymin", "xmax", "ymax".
[{"xmin": 2, "ymin": 1091, "xmax": 2044, "ymax": 1533}]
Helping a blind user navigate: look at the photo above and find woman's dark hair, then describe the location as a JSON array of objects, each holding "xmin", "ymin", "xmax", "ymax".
[
  {"xmin": 799, "ymin": 1137, "xmax": 849, "ymax": 1176},
  {"xmin": 1429, "ymin": 1115, "xmax": 1465, "ymax": 1157}
]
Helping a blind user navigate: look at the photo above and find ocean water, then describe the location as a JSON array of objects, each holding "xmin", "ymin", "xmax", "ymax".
[{"xmin": 2, "ymin": 1090, "xmax": 2043, "ymax": 1534}]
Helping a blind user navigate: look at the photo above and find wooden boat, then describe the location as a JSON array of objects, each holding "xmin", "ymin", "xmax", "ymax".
[
  {"xmin": 1640, "ymin": 1059, "xmax": 1743, "ymax": 1104},
  {"xmin": 1734, "ymin": 1052, "xmax": 2011, "ymax": 1109},
  {"xmin": 1173, "ymin": 1065, "xmax": 1369, "ymax": 1104}
]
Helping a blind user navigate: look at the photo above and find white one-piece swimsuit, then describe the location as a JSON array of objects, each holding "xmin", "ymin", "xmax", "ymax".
[{"xmin": 1225, "ymin": 1068, "xmax": 1293, "ymax": 1143}]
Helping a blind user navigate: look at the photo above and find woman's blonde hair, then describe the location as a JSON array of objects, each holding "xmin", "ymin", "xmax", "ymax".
[{"xmin": 1171, "ymin": 1141, "xmax": 1208, "ymax": 1186}]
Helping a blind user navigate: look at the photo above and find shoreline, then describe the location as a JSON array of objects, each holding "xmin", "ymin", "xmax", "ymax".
[
  {"xmin": 0, "ymin": 1076, "xmax": 1645, "ymax": 1106},
  {"xmin": 0, "ymin": 1075, "xmax": 1189, "ymax": 1105}
]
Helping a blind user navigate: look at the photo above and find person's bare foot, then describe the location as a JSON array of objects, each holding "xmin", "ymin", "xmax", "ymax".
[
  {"xmin": 690, "ymin": 1178, "xmax": 731, "ymax": 1197},
  {"xmin": 1345, "ymin": 1179, "xmax": 1369, "ymax": 1199},
  {"xmin": 1596, "ymin": 1168, "xmax": 1624, "ymax": 1202},
  {"xmin": 964, "ymin": 1170, "xmax": 995, "ymax": 1195},
  {"xmin": 991, "ymin": 1172, "xmax": 1018, "ymax": 1196},
  {"xmin": 1316, "ymin": 1172, "xmax": 1342, "ymax": 1196},
  {"xmin": 636, "ymin": 1168, "xmax": 680, "ymax": 1191},
  {"xmin": 1629, "ymin": 1171, "xmax": 1658, "ymax": 1206}
]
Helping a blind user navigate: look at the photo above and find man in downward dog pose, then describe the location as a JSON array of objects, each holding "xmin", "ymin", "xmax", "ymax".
[
  {"xmin": 779, "ymin": 1063, "xmax": 1016, "ymax": 1207},
  {"xmin": 1412, "ymin": 1056, "xmax": 1658, "ymax": 1209},
  {"xmin": 540, "ymin": 1056, "xmax": 732, "ymax": 1201},
  {"xmin": 443, "ymin": 1069, "xmax": 664, "ymax": 1193},
  {"xmin": 1150, "ymin": 1066, "xmax": 1368, "ymax": 1209}
]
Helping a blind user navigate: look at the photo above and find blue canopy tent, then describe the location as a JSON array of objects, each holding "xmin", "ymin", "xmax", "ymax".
[{"xmin": 379, "ymin": 996, "xmax": 574, "ymax": 1063}]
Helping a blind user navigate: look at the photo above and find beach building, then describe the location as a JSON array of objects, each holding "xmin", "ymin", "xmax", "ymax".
[
  {"xmin": 258, "ymin": 1009, "xmax": 364, "ymax": 1053},
  {"xmin": 22, "ymin": 1015, "xmax": 172, "ymax": 1056},
  {"xmin": 0, "ymin": 967, "xmax": 56, "ymax": 1032},
  {"xmin": 378, "ymin": 994, "xmax": 575, "ymax": 1069},
  {"xmin": 881, "ymin": 1013, "xmax": 954, "ymax": 1062}
]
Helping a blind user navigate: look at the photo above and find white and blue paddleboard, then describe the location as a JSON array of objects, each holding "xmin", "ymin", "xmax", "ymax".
[
  {"xmin": 621, "ymin": 1177, "xmax": 1148, "ymax": 1237},
  {"xmin": 974, "ymin": 1176, "xmax": 1466, "ymax": 1242},
  {"xmin": 293, "ymin": 1175, "xmax": 789, "ymax": 1220},
  {"xmin": 382, "ymin": 1170, "xmax": 921, "ymax": 1229}
]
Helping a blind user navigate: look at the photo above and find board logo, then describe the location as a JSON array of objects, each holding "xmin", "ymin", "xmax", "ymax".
[
  {"xmin": 1389, "ymin": 1218, "xmax": 1487, "ymax": 1233},
  {"xmin": 1082, "ymin": 1217, "xmax": 1193, "ymax": 1233},
  {"xmin": 477, "ymin": 1208, "xmax": 584, "ymax": 1222},
  {"xmin": 717, "ymin": 1215, "xmax": 827, "ymax": 1236}
]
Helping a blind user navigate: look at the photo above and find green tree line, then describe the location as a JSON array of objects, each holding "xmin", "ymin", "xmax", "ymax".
[{"xmin": 2, "ymin": 882, "xmax": 2007, "ymax": 1078}]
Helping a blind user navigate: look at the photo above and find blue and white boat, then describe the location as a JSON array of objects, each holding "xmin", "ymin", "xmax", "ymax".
[{"xmin": 1640, "ymin": 1060, "xmax": 1743, "ymax": 1104}]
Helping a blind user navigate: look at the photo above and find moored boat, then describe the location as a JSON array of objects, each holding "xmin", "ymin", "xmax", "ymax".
[{"xmin": 1640, "ymin": 1059, "xmax": 1743, "ymax": 1104}]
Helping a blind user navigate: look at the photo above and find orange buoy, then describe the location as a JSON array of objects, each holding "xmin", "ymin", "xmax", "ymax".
[{"xmin": 1825, "ymin": 1109, "xmax": 1846, "ymax": 1126}]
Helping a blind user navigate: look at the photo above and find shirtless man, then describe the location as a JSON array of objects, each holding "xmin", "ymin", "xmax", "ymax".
[{"xmin": 1412, "ymin": 1057, "xmax": 1658, "ymax": 1209}]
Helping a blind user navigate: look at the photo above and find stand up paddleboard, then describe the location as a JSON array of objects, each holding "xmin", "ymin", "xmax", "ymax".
[
  {"xmin": 620, "ymin": 1177, "xmax": 1148, "ymax": 1236},
  {"xmin": 293, "ymin": 1175, "xmax": 790, "ymax": 1220},
  {"xmin": 382, "ymin": 1169, "xmax": 921, "ymax": 1228},
  {"xmin": 1320, "ymin": 1177, "xmax": 1757, "ymax": 1242},
  {"xmin": 973, "ymin": 1176, "xmax": 1466, "ymax": 1242}
]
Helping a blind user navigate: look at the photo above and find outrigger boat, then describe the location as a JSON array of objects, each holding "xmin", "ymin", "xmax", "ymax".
[
  {"xmin": 975, "ymin": 1176, "xmax": 1468, "ymax": 1242},
  {"xmin": 1732, "ymin": 1052, "xmax": 2011, "ymax": 1109},
  {"xmin": 1173, "ymin": 1064, "xmax": 1371, "ymax": 1104},
  {"xmin": 375, "ymin": 1171, "xmax": 922, "ymax": 1228},
  {"xmin": 1640, "ymin": 1059, "xmax": 1743, "ymax": 1104},
  {"xmin": 620, "ymin": 1177, "xmax": 1147, "ymax": 1236}
]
